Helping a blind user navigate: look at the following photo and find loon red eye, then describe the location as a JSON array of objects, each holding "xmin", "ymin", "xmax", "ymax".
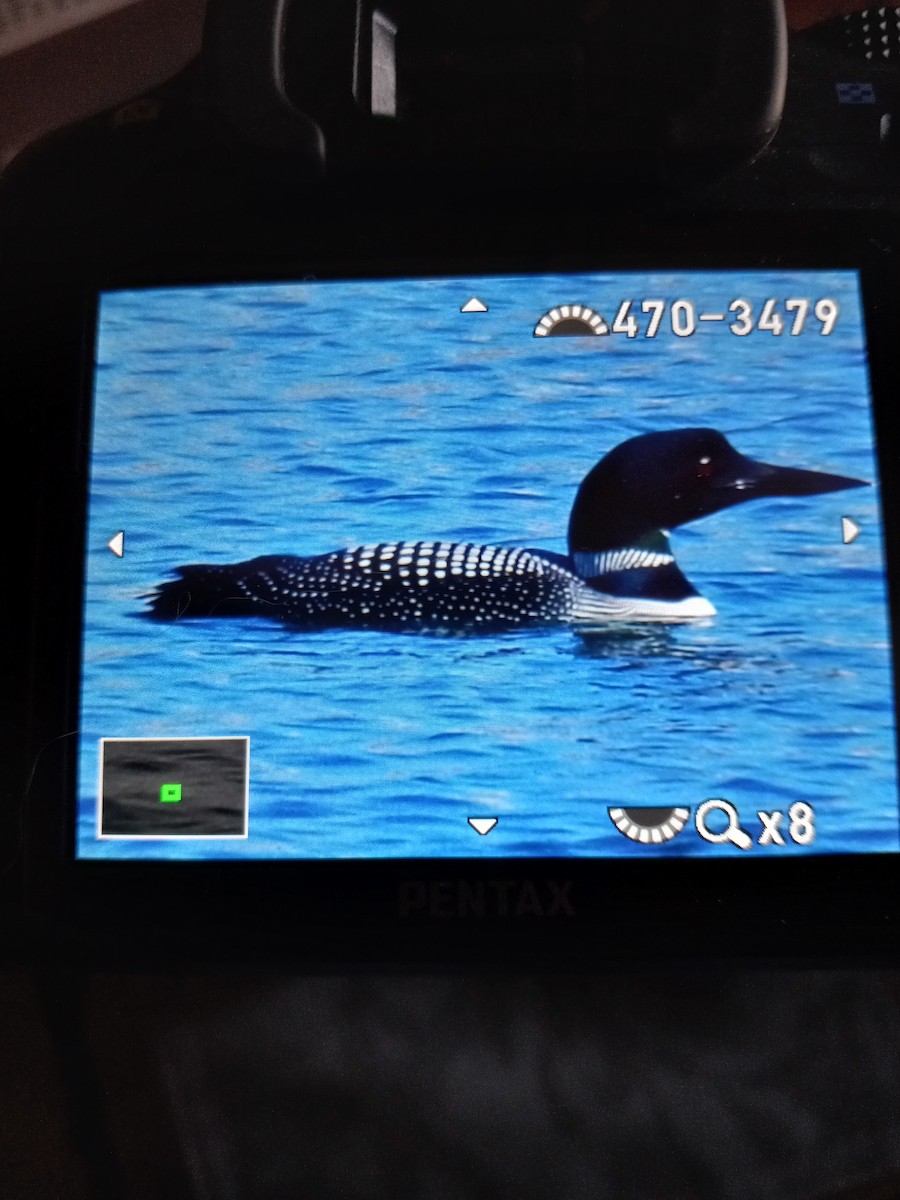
[{"xmin": 697, "ymin": 456, "xmax": 714, "ymax": 479}]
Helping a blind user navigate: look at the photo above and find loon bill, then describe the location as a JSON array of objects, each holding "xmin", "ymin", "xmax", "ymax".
[{"xmin": 146, "ymin": 428, "xmax": 867, "ymax": 631}]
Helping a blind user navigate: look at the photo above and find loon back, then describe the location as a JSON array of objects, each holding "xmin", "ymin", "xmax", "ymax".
[
  {"xmin": 146, "ymin": 542, "xmax": 666, "ymax": 631},
  {"xmin": 146, "ymin": 428, "xmax": 867, "ymax": 632}
]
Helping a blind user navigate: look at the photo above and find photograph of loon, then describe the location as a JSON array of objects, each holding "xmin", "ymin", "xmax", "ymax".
[{"xmin": 147, "ymin": 428, "xmax": 867, "ymax": 631}]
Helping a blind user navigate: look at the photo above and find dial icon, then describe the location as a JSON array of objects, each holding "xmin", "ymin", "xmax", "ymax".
[
  {"xmin": 534, "ymin": 304, "xmax": 609, "ymax": 337},
  {"xmin": 608, "ymin": 806, "xmax": 691, "ymax": 844}
]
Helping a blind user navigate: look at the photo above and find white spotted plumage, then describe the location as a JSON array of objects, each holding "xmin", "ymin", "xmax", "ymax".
[
  {"xmin": 153, "ymin": 539, "xmax": 714, "ymax": 629},
  {"xmin": 165, "ymin": 541, "xmax": 620, "ymax": 628}
]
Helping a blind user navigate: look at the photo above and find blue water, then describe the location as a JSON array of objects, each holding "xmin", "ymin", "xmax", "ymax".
[{"xmin": 78, "ymin": 270, "xmax": 900, "ymax": 859}]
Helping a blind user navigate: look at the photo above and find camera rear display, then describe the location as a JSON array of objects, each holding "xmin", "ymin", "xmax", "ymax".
[{"xmin": 76, "ymin": 266, "xmax": 898, "ymax": 862}]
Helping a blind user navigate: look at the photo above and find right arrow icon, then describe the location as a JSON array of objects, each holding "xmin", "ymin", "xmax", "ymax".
[{"xmin": 841, "ymin": 516, "xmax": 861, "ymax": 545}]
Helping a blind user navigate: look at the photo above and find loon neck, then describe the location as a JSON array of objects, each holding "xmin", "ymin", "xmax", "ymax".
[
  {"xmin": 569, "ymin": 530, "xmax": 702, "ymax": 602},
  {"xmin": 572, "ymin": 535, "xmax": 675, "ymax": 581},
  {"xmin": 569, "ymin": 529, "xmax": 673, "ymax": 573}
]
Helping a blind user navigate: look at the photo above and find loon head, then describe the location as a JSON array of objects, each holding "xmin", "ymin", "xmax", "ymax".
[{"xmin": 567, "ymin": 428, "xmax": 869, "ymax": 616}]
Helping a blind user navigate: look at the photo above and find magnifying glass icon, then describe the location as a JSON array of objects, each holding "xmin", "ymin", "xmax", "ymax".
[{"xmin": 695, "ymin": 798, "xmax": 753, "ymax": 851}]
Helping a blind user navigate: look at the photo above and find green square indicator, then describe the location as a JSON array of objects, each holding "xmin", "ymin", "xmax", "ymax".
[{"xmin": 159, "ymin": 783, "xmax": 182, "ymax": 804}]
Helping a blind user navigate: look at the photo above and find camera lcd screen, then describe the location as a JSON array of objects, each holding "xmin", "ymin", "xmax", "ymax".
[{"xmin": 76, "ymin": 269, "xmax": 899, "ymax": 861}]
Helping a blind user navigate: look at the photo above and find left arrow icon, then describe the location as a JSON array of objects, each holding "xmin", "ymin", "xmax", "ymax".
[{"xmin": 108, "ymin": 531, "xmax": 124, "ymax": 558}]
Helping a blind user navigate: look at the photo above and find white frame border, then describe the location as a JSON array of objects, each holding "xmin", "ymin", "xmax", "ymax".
[{"xmin": 97, "ymin": 735, "xmax": 250, "ymax": 840}]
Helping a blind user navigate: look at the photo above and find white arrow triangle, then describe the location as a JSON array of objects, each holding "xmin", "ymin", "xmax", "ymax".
[
  {"xmin": 461, "ymin": 297, "xmax": 488, "ymax": 313},
  {"xmin": 467, "ymin": 817, "xmax": 498, "ymax": 836},
  {"xmin": 841, "ymin": 516, "xmax": 860, "ymax": 545},
  {"xmin": 108, "ymin": 531, "xmax": 124, "ymax": 558}
]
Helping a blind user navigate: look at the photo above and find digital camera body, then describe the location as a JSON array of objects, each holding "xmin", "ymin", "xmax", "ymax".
[{"xmin": 5, "ymin": 0, "xmax": 900, "ymax": 965}]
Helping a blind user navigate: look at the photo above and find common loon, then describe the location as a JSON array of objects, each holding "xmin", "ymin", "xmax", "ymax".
[{"xmin": 147, "ymin": 428, "xmax": 866, "ymax": 631}]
